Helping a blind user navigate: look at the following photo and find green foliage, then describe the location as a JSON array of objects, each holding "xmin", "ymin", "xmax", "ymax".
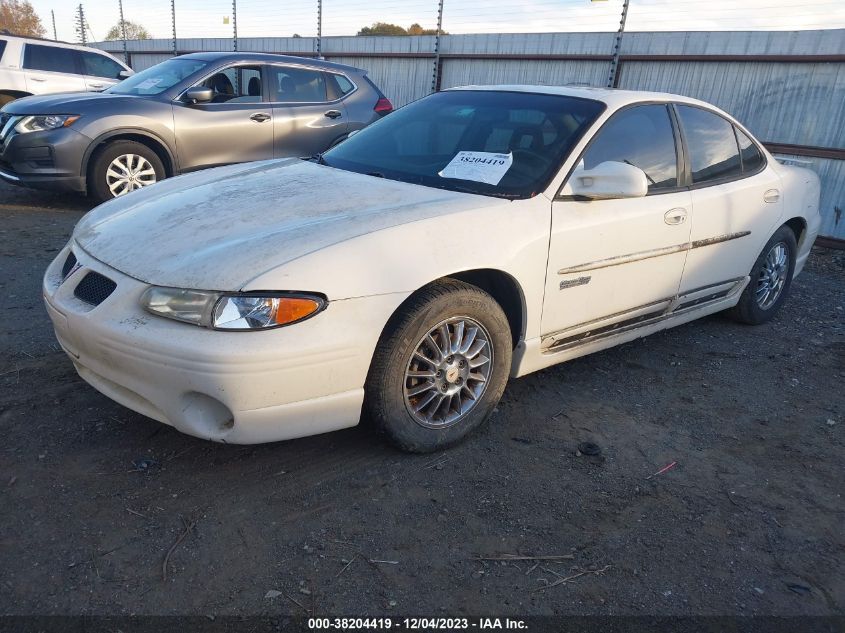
[
  {"xmin": 357, "ymin": 22, "xmax": 444, "ymax": 36},
  {"xmin": 104, "ymin": 20, "xmax": 150, "ymax": 41}
]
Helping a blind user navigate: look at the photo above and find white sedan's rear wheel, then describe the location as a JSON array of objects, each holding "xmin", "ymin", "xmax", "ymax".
[
  {"xmin": 729, "ymin": 225, "xmax": 797, "ymax": 325},
  {"xmin": 365, "ymin": 280, "xmax": 512, "ymax": 453}
]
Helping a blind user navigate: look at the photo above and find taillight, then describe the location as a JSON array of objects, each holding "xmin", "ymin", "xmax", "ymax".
[{"xmin": 374, "ymin": 97, "xmax": 393, "ymax": 115}]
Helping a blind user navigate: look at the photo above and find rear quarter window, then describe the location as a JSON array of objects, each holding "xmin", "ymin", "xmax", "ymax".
[{"xmin": 736, "ymin": 128, "xmax": 765, "ymax": 173}]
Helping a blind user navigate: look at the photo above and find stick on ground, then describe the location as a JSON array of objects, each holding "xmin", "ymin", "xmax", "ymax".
[
  {"xmin": 533, "ymin": 565, "xmax": 612, "ymax": 592},
  {"xmin": 161, "ymin": 516, "xmax": 197, "ymax": 582},
  {"xmin": 472, "ymin": 554, "xmax": 575, "ymax": 561}
]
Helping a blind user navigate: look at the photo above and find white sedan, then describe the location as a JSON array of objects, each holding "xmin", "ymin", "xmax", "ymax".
[{"xmin": 43, "ymin": 85, "xmax": 821, "ymax": 452}]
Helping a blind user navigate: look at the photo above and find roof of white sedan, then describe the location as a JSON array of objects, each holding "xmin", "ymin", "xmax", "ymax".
[{"xmin": 449, "ymin": 84, "xmax": 712, "ymax": 110}]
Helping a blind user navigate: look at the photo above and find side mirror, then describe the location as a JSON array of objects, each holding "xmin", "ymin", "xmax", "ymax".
[
  {"xmin": 562, "ymin": 160, "xmax": 648, "ymax": 200},
  {"xmin": 184, "ymin": 86, "xmax": 213, "ymax": 104},
  {"xmin": 118, "ymin": 69, "xmax": 133, "ymax": 79}
]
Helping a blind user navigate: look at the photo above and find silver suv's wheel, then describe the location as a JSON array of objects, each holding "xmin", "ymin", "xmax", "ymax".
[
  {"xmin": 89, "ymin": 140, "xmax": 166, "ymax": 203},
  {"xmin": 366, "ymin": 280, "xmax": 512, "ymax": 453},
  {"xmin": 106, "ymin": 153, "xmax": 158, "ymax": 197}
]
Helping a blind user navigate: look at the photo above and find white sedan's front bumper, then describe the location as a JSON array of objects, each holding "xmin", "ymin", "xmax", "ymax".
[{"xmin": 43, "ymin": 243, "xmax": 407, "ymax": 444}]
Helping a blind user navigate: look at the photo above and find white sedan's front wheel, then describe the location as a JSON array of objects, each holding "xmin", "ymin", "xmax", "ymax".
[{"xmin": 365, "ymin": 280, "xmax": 512, "ymax": 453}]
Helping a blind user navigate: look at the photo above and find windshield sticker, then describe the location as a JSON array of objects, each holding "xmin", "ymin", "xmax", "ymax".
[
  {"xmin": 134, "ymin": 78, "xmax": 162, "ymax": 90},
  {"xmin": 438, "ymin": 151, "xmax": 513, "ymax": 186}
]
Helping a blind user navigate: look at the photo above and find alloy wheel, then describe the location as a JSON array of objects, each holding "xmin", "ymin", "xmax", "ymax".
[
  {"xmin": 106, "ymin": 153, "xmax": 157, "ymax": 197},
  {"xmin": 403, "ymin": 316, "xmax": 494, "ymax": 429},
  {"xmin": 755, "ymin": 241, "xmax": 789, "ymax": 310}
]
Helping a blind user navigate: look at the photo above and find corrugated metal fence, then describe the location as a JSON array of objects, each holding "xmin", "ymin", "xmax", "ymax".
[{"xmin": 95, "ymin": 30, "xmax": 845, "ymax": 240}]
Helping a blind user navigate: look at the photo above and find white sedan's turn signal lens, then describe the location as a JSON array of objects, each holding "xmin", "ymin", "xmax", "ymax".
[
  {"xmin": 212, "ymin": 295, "xmax": 324, "ymax": 330},
  {"xmin": 141, "ymin": 287, "xmax": 217, "ymax": 325}
]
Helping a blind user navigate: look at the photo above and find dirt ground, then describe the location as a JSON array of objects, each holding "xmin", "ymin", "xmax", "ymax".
[{"xmin": 0, "ymin": 180, "xmax": 843, "ymax": 618}]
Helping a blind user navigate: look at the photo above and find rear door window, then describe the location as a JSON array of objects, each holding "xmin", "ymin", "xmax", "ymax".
[
  {"xmin": 676, "ymin": 105, "xmax": 742, "ymax": 184},
  {"xmin": 0, "ymin": 40, "xmax": 7, "ymax": 60},
  {"xmin": 80, "ymin": 51, "xmax": 125, "ymax": 79},
  {"xmin": 582, "ymin": 104, "xmax": 679, "ymax": 192},
  {"xmin": 23, "ymin": 44, "xmax": 80, "ymax": 74},
  {"xmin": 268, "ymin": 66, "xmax": 327, "ymax": 103}
]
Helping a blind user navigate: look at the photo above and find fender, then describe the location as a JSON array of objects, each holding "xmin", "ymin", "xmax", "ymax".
[{"xmin": 81, "ymin": 128, "xmax": 179, "ymax": 179}]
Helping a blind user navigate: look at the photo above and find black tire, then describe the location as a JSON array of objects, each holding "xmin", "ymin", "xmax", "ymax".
[
  {"xmin": 364, "ymin": 279, "xmax": 512, "ymax": 453},
  {"xmin": 88, "ymin": 140, "xmax": 166, "ymax": 203},
  {"xmin": 729, "ymin": 225, "xmax": 797, "ymax": 325}
]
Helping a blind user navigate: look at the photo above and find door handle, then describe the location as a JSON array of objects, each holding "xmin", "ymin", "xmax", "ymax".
[
  {"xmin": 664, "ymin": 208, "xmax": 688, "ymax": 225},
  {"xmin": 30, "ymin": 77, "xmax": 46, "ymax": 82},
  {"xmin": 88, "ymin": 83, "xmax": 104, "ymax": 89},
  {"xmin": 324, "ymin": 110, "xmax": 342, "ymax": 119},
  {"xmin": 764, "ymin": 189, "xmax": 780, "ymax": 203},
  {"xmin": 249, "ymin": 113, "xmax": 271, "ymax": 123}
]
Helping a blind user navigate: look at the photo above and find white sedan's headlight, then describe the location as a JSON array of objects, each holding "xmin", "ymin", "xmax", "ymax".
[
  {"xmin": 14, "ymin": 115, "xmax": 80, "ymax": 134},
  {"xmin": 141, "ymin": 287, "xmax": 326, "ymax": 330}
]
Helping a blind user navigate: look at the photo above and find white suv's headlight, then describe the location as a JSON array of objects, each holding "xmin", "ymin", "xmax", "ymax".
[
  {"xmin": 141, "ymin": 287, "xmax": 326, "ymax": 330},
  {"xmin": 15, "ymin": 114, "xmax": 80, "ymax": 134}
]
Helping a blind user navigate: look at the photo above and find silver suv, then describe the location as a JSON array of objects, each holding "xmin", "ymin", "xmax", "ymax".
[
  {"xmin": 0, "ymin": 52, "xmax": 392, "ymax": 201},
  {"xmin": 0, "ymin": 33, "xmax": 133, "ymax": 106}
]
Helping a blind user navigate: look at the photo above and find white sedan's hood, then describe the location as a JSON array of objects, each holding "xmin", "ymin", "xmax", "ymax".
[{"xmin": 74, "ymin": 159, "xmax": 496, "ymax": 290}]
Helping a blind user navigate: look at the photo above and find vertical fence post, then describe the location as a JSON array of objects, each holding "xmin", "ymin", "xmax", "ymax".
[
  {"xmin": 76, "ymin": 4, "xmax": 87, "ymax": 45},
  {"xmin": 118, "ymin": 0, "xmax": 129, "ymax": 64},
  {"xmin": 171, "ymin": 0, "xmax": 178, "ymax": 56},
  {"xmin": 232, "ymin": 0, "xmax": 238, "ymax": 51},
  {"xmin": 607, "ymin": 0, "xmax": 629, "ymax": 88},
  {"xmin": 316, "ymin": 0, "xmax": 322, "ymax": 59},
  {"xmin": 431, "ymin": 0, "xmax": 444, "ymax": 92},
  {"xmin": 51, "ymin": 10, "xmax": 58, "ymax": 40}
]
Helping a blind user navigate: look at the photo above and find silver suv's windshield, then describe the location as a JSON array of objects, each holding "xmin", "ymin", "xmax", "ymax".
[
  {"xmin": 322, "ymin": 90, "xmax": 605, "ymax": 199},
  {"xmin": 107, "ymin": 58, "xmax": 209, "ymax": 96}
]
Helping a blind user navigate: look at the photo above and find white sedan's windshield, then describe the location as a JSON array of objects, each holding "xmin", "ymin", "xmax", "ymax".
[
  {"xmin": 323, "ymin": 90, "xmax": 605, "ymax": 199},
  {"xmin": 108, "ymin": 59, "xmax": 208, "ymax": 96}
]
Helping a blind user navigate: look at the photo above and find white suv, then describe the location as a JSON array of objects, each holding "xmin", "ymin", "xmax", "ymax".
[{"xmin": 0, "ymin": 34, "xmax": 133, "ymax": 106}]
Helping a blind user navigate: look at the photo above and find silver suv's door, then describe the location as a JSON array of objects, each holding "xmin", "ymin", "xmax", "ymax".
[
  {"xmin": 22, "ymin": 43, "xmax": 86, "ymax": 94},
  {"xmin": 172, "ymin": 64, "xmax": 274, "ymax": 172},
  {"xmin": 266, "ymin": 64, "xmax": 348, "ymax": 157}
]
